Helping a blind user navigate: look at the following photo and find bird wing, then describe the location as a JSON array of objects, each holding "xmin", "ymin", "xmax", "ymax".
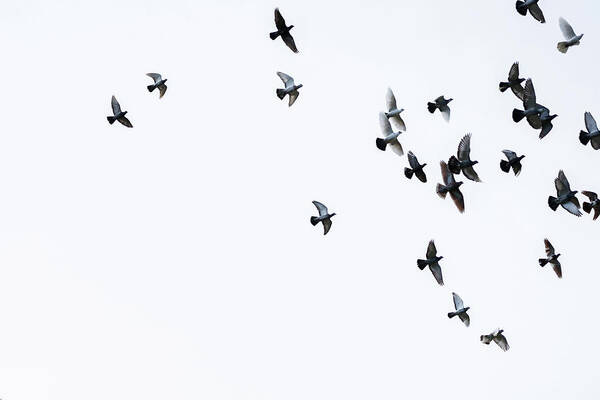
[
  {"xmin": 508, "ymin": 62, "xmax": 520, "ymax": 80},
  {"xmin": 511, "ymin": 84, "xmax": 525, "ymax": 101},
  {"xmin": 457, "ymin": 133, "xmax": 472, "ymax": 161},
  {"xmin": 502, "ymin": 150, "xmax": 517, "ymax": 160},
  {"xmin": 439, "ymin": 104, "xmax": 451, "ymax": 122},
  {"xmin": 312, "ymin": 200, "xmax": 328, "ymax": 216},
  {"xmin": 288, "ymin": 90, "xmax": 299, "ymax": 106},
  {"xmin": 146, "ymin": 73, "xmax": 162, "ymax": 83},
  {"xmin": 426, "ymin": 240, "xmax": 437, "ymax": 259},
  {"xmin": 429, "ymin": 262, "xmax": 444, "ymax": 286},
  {"xmin": 591, "ymin": 137, "xmax": 600, "ymax": 150},
  {"xmin": 585, "ymin": 112, "xmax": 598, "ymax": 133},
  {"xmin": 274, "ymin": 8, "xmax": 287, "ymax": 30},
  {"xmin": 529, "ymin": 3, "xmax": 545, "ymax": 23},
  {"xmin": 494, "ymin": 334, "xmax": 510, "ymax": 351},
  {"xmin": 440, "ymin": 161, "xmax": 455, "ymax": 185},
  {"xmin": 282, "ymin": 32, "xmax": 299, "ymax": 53},
  {"xmin": 459, "ymin": 313, "xmax": 470, "ymax": 327},
  {"xmin": 582, "ymin": 191, "xmax": 598, "ymax": 201},
  {"xmin": 527, "ymin": 114, "xmax": 542, "ymax": 129},
  {"xmin": 544, "ymin": 238, "xmax": 555, "ymax": 257},
  {"xmin": 389, "ymin": 139, "xmax": 404, "ymax": 156},
  {"xmin": 390, "ymin": 115, "xmax": 406, "ymax": 132},
  {"xmin": 111, "ymin": 95, "xmax": 121, "ymax": 115},
  {"xmin": 322, "ymin": 218, "xmax": 332, "ymax": 235},
  {"xmin": 117, "ymin": 116, "xmax": 133, "ymax": 128},
  {"xmin": 550, "ymin": 259, "xmax": 562, "ymax": 278},
  {"xmin": 416, "ymin": 170, "xmax": 427, "ymax": 183},
  {"xmin": 523, "ymin": 79, "xmax": 536, "ymax": 108},
  {"xmin": 158, "ymin": 84, "xmax": 167, "ymax": 98},
  {"xmin": 558, "ymin": 170, "xmax": 572, "ymax": 192},
  {"xmin": 277, "ymin": 71, "xmax": 294, "ymax": 88},
  {"xmin": 463, "ymin": 166, "xmax": 481, "ymax": 182},
  {"xmin": 386, "ymin": 88, "xmax": 397, "ymax": 111},
  {"xmin": 452, "ymin": 292, "xmax": 464, "ymax": 310},
  {"xmin": 559, "ymin": 17, "xmax": 576, "ymax": 39},
  {"xmin": 539, "ymin": 120, "xmax": 554, "ymax": 139},
  {"xmin": 562, "ymin": 200, "xmax": 582, "ymax": 217},
  {"xmin": 449, "ymin": 187, "xmax": 465, "ymax": 213},
  {"xmin": 379, "ymin": 112, "xmax": 393, "ymax": 135},
  {"xmin": 407, "ymin": 151, "xmax": 419, "ymax": 169}
]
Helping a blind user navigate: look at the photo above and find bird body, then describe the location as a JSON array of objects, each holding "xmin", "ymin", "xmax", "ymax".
[
  {"xmin": 447, "ymin": 292, "xmax": 470, "ymax": 327},
  {"xmin": 107, "ymin": 95, "xmax": 132, "ymax": 128},
  {"xmin": 376, "ymin": 112, "xmax": 404, "ymax": 155},
  {"xmin": 579, "ymin": 112, "xmax": 600, "ymax": 149},
  {"xmin": 500, "ymin": 150, "xmax": 525, "ymax": 176},
  {"xmin": 548, "ymin": 170, "xmax": 581, "ymax": 217},
  {"xmin": 404, "ymin": 151, "xmax": 427, "ymax": 182},
  {"xmin": 582, "ymin": 191, "xmax": 600, "ymax": 220},
  {"xmin": 427, "ymin": 96, "xmax": 452, "ymax": 122},
  {"xmin": 417, "ymin": 240, "xmax": 444, "ymax": 286},
  {"xmin": 448, "ymin": 133, "xmax": 481, "ymax": 182},
  {"xmin": 515, "ymin": 0, "xmax": 545, "ymax": 23},
  {"xmin": 271, "ymin": 8, "xmax": 298, "ymax": 53},
  {"xmin": 481, "ymin": 328, "xmax": 510, "ymax": 351},
  {"xmin": 557, "ymin": 18, "xmax": 583, "ymax": 53},
  {"xmin": 146, "ymin": 73, "xmax": 168, "ymax": 98},
  {"xmin": 310, "ymin": 201, "xmax": 335, "ymax": 235},
  {"xmin": 499, "ymin": 62, "xmax": 525, "ymax": 100},
  {"xmin": 513, "ymin": 79, "xmax": 556, "ymax": 138},
  {"xmin": 385, "ymin": 88, "xmax": 406, "ymax": 131},
  {"xmin": 538, "ymin": 239, "xmax": 562, "ymax": 278},
  {"xmin": 276, "ymin": 72, "xmax": 302, "ymax": 107},
  {"xmin": 437, "ymin": 161, "xmax": 465, "ymax": 213}
]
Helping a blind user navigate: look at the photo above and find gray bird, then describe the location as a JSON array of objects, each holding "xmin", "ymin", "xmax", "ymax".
[
  {"xmin": 404, "ymin": 151, "xmax": 427, "ymax": 183},
  {"xmin": 385, "ymin": 88, "xmax": 406, "ymax": 131},
  {"xmin": 582, "ymin": 191, "xmax": 600, "ymax": 220},
  {"xmin": 557, "ymin": 17, "xmax": 583, "ymax": 54},
  {"xmin": 513, "ymin": 79, "xmax": 556, "ymax": 138},
  {"xmin": 276, "ymin": 72, "xmax": 302, "ymax": 107},
  {"xmin": 106, "ymin": 96, "xmax": 132, "ymax": 128},
  {"xmin": 538, "ymin": 238, "xmax": 562, "ymax": 278},
  {"xmin": 448, "ymin": 133, "xmax": 481, "ymax": 182},
  {"xmin": 417, "ymin": 240, "xmax": 444, "ymax": 286},
  {"xmin": 548, "ymin": 170, "xmax": 582, "ymax": 217},
  {"xmin": 437, "ymin": 161, "xmax": 465, "ymax": 213},
  {"xmin": 480, "ymin": 328, "xmax": 510, "ymax": 351},
  {"xmin": 376, "ymin": 112, "xmax": 404, "ymax": 156},
  {"xmin": 499, "ymin": 62, "xmax": 525, "ymax": 100},
  {"xmin": 427, "ymin": 96, "xmax": 452, "ymax": 122},
  {"xmin": 310, "ymin": 201, "xmax": 335, "ymax": 235},
  {"xmin": 538, "ymin": 108, "xmax": 557, "ymax": 139},
  {"xmin": 500, "ymin": 150, "xmax": 525, "ymax": 176},
  {"xmin": 579, "ymin": 112, "xmax": 600, "ymax": 150},
  {"xmin": 146, "ymin": 73, "xmax": 167, "ymax": 98},
  {"xmin": 270, "ymin": 8, "xmax": 298, "ymax": 53},
  {"xmin": 515, "ymin": 0, "xmax": 545, "ymax": 23},
  {"xmin": 447, "ymin": 292, "xmax": 470, "ymax": 327}
]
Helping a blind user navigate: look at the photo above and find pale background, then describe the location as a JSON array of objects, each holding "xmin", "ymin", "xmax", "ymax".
[{"xmin": 0, "ymin": 1, "xmax": 599, "ymax": 399}]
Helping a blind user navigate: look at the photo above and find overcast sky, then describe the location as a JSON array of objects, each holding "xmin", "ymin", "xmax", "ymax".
[{"xmin": 1, "ymin": 0, "xmax": 600, "ymax": 399}]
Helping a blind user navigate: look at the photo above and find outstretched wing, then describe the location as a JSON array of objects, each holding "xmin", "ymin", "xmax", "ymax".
[
  {"xmin": 386, "ymin": 88, "xmax": 397, "ymax": 111},
  {"xmin": 312, "ymin": 200, "xmax": 328, "ymax": 216},
  {"xmin": 508, "ymin": 62, "xmax": 520, "ymax": 80},
  {"xmin": 288, "ymin": 90, "xmax": 299, "ymax": 106},
  {"xmin": 146, "ymin": 73, "xmax": 162, "ymax": 83},
  {"xmin": 389, "ymin": 139, "xmax": 404, "ymax": 156},
  {"xmin": 562, "ymin": 200, "xmax": 582, "ymax": 217},
  {"xmin": 439, "ymin": 104, "xmax": 451, "ymax": 122},
  {"xmin": 277, "ymin": 71, "xmax": 294, "ymax": 88},
  {"xmin": 585, "ymin": 112, "xmax": 598, "ymax": 133},
  {"xmin": 529, "ymin": 3, "xmax": 545, "ymax": 23},
  {"xmin": 426, "ymin": 240, "xmax": 437, "ymax": 259},
  {"xmin": 544, "ymin": 238, "xmax": 555, "ymax": 257},
  {"xmin": 494, "ymin": 333, "xmax": 510, "ymax": 351},
  {"xmin": 459, "ymin": 313, "xmax": 470, "ymax": 327},
  {"xmin": 502, "ymin": 149, "xmax": 517, "ymax": 160},
  {"xmin": 559, "ymin": 17, "xmax": 576, "ymax": 39},
  {"xmin": 407, "ymin": 151, "xmax": 420, "ymax": 169},
  {"xmin": 449, "ymin": 187, "xmax": 465, "ymax": 213},
  {"xmin": 582, "ymin": 191, "xmax": 598, "ymax": 201},
  {"xmin": 322, "ymin": 218, "xmax": 332, "ymax": 235},
  {"xmin": 550, "ymin": 259, "xmax": 562, "ymax": 278},
  {"xmin": 457, "ymin": 133, "xmax": 472, "ymax": 161},
  {"xmin": 274, "ymin": 8, "xmax": 287, "ymax": 31},
  {"xmin": 282, "ymin": 32, "xmax": 298, "ymax": 53},
  {"xmin": 523, "ymin": 79, "xmax": 536, "ymax": 108},
  {"xmin": 440, "ymin": 161, "xmax": 455, "ymax": 186},
  {"xmin": 111, "ymin": 95, "xmax": 121, "ymax": 115},
  {"xmin": 452, "ymin": 292, "xmax": 464, "ymax": 311},
  {"xmin": 429, "ymin": 263, "xmax": 444, "ymax": 286},
  {"xmin": 379, "ymin": 112, "xmax": 393, "ymax": 135}
]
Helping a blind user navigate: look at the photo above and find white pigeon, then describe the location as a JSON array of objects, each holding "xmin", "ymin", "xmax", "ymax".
[
  {"xmin": 376, "ymin": 112, "xmax": 403, "ymax": 156},
  {"xmin": 385, "ymin": 88, "xmax": 406, "ymax": 131},
  {"xmin": 557, "ymin": 17, "xmax": 583, "ymax": 53}
]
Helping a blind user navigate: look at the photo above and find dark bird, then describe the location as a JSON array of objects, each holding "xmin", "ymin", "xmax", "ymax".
[
  {"xmin": 404, "ymin": 151, "xmax": 427, "ymax": 183},
  {"xmin": 538, "ymin": 108, "xmax": 557, "ymax": 139},
  {"xmin": 500, "ymin": 150, "xmax": 525, "ymax": 176},
  {"xmin": 107, "ymin": 96, "xmax": 132, "ymax": 128},
  {"xmin": 427, "ymin": 96, "xmax": 452, "ymax": 122},
  {"xmin": 512, "ymin": 79, "xmax": 556, "ymax": 138},
  {"xmin": 385, "ymin": 88, "xmax": 406, "ymax": 131},
  {"xmin": 310, "ymin": 201, "xmax": 335, "ymax": 235},
  {"xmin": 515, "ymin": 0, "xmax": 545, "ymax": 23},
  {"xmin": 582, "ymin": 191, "xmax": 600, "ymax": 220},
  {"xmin": 417, "ymin": 240, "xmax": 444, "ymax": 286},
  {"xmin": 376, "ymin": 112, "xmax": 404, "ymax": 155},
  {"xmin": 548, "ymin": 170, "xmax": 582, "ymax": 217},
  {"xmin": 448, "ymin": 133, "xmax": 481, "ymax": 182},
  {"xmin": 437, "ymin": 161, "xmax": 465, "ymax": 213},
  {"xmin": 448, "ymin": 292, "xmax": 470, "ymax": 327},
  {"xmin": 146, "ymin": 73, "xmax": 167, "ymax": 98},
  {"xmin": 481, "ymin": 328, "xmax": 510, "ymax": 351},
  {"xmin": 499, "ymin": 62, "xmax": 525, "ymax": 100},
  {"xmin": 557, "ymin": 17, "xmax": 583, "ymax": 53},
  {"xmin": 538, "ymin": 238, "xmax": 562, "ymax": 278},
  {"xmin": 270, "ymin": 8, "xmax": 298, "ymax": 53},
  {"xmin": 276, "ymin": 72, "xmax": 302, "ymax": 107},
  {"xmin": 579, "ymin": 112, "xmax": 600, "ymax": 149}
]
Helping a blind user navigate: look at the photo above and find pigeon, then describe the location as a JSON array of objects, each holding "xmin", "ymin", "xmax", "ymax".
[
  {"xmin": 376, "ymin": 112, "xmax": 404, "ymax": 156},
  {"xmin": 480, "ymin": 328, "xmax": 510, "ymax": 351},
  {"xmin": 146, "ymin": 73, "xmax": 167, "ymax": 98},
  {"xmin": 582, "ymin": 191, "xmax": 600, "ymax": 220},
  {"xmin": 515, "ymin": 0, "xmax": 545, "ymax": 24},
  {"xmin": 417, "ymin": 240, "xmax": 444, "ymax": 286},
  {"xmin": 513, "ymin": 79, "xmax": 556, "ymax": 138},
  {"xmin": 579, "ymin": 112, "xmax": 600, "ymax": 150},
  {"xmin": 500, "ymin": 150, "xmax": 525, "ymax": 176},
  {"xmin": 385, "ymin": 88, "xmax": 406, "ymax": 131},
  {"xmin": 310, "ymin": 201, "xmax": 335, "ymax": 235},
  {"xmin": 447, "ymin": 292, "xmax": 470, "ymax": 327},
  {"xmin": 499, "ymin": 62, "xmax": 525, "ymax": 100},
  {"xmin": 270, "ymin": 8, "xmax": 298, "ymax": 53},
  {"xmin": 548, "ymin": 170, "xmax": 582, "ymax": 217},
  {"xmin": 448, "ymin": 133, "xmax": 481, "ymax": 182},
  {"xmin": 106, "ymin": 96, "xmax": 133, "ymax": 128},
  {"xmin": 437, "ymin": 161, "xmax": 465, "ymax": 213},
  {"xmin": 276, "ymin": 72, "xmax": 302, "ymax": 107},
  {"xmin": 538, "ymin": 238, "xmax": 562, "ymax": 278},
  {"xmin": 557, "ymin": 17, "xmax": 583, "ymax": 54},
  {"xmin": 539, "ymin": 108, "xmax": 557, "ymax": 139},
  {"xmin": 427, "ymin": 96, "xmax": 452, "ymax": 122},
  {"xmin": 404, "ymin": 151, "xmax": 427, "ymax": 183}
]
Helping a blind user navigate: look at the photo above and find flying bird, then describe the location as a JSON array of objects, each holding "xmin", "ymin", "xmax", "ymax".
[
  {"xmin": 310, "ymin": 201, "xmax": 335, "ymax": 235},
  {"xmin": 557, "ymin": 17, "xmax": 583, "ymax": 53},
  {"xmin": 448, "ymin": 133, "xmax": 481, "ymax": 182},
  {"xmin": 539, "ymin": 108, "xmax": 557, "ymax": 139},
  {"xmin": 513, "ymin": 79, "xmax": 556, "ymax": 138},
  {"xmin": 499, "ymin": 62, "xmax": 525, "ymax": 100},
  {"xmin": 447, "ymin": 292, "xmax": 470, "ymax": 327},
  {"xmin": 437, "ymin": 161, "xmax": 465, "ymax": 213},
  {"xmin": 500, "ymin": 150, "xmax": 525, "ymax": 176},
  {"xmin": 538, "ymin": 238, "xmax": 562, "ymax": 278},
  {"xmin": 427, "ymin": 96, "xmax": 452, "ymax": 122},
  {"xmin": 404, "ymin": 151, "xmax": 427, "ymax": 183},
  {"xmin": 146, "ymin": 73, "xmax": 167, "ymax": 98},
  {"xmin": 385, "ymin": 88, "xmax": 406, "ymax": 131},
  {"xmin": 515, "ymin": 0, "xmax": 545, "ymax": 23},
  {"xmin": 548, "ymin": 170, "xmax": 582, "ymax": 217},
  {"xmin": 270, "ymin": 8, "xmax": 298, "ymax": 53},
  {"xmin": 480, "ymin": 328, "xmax": 510, "ymax": 351},
  {"xmin": 106, "ymin": 96, "xmax": 132, "ymax": 128},
  {"xmin": 582, "ymin": 191, "xmax": 600, "ymax": 220},
  {"xmin": 376, "ymin": 112, "xmax": 404, "ymax": 156},
  {"xmin": 417, "ymin": 240, "xmax": 444, "ymax": 286},
  {"xmin": 276, "ymin": 72, "xmax": 302, "ymax": 107},
  {"xmin": 579, "ymin": 112, "xmax": 600, "ymax": 150}
]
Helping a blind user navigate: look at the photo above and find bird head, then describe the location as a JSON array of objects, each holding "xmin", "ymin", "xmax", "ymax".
[
  {"xmin": 549, "ymin": 114, "xmax": 558, "ymax": 121},
  {"xmin": 472, "ymin": 160, "xmax": 479, "ymax": 165},
  {"xmin": 457, "ymin": 181, "xmax": 464, "ymax": 188},
  {"xmin": 289, "ymin": 24, "xmax": 295, "ymax": 30},
  {"xmin": 296, "ymin": 84, "xmax": 304, "ymax": 89},
  {"xmin": 437, "ymin": 256, "xmax": 444, "ymax": 261},
  {"xmin": 447, "ymin": 98, "xmax": 454, "ymax": 103},
  {"xmin": 464, "ymin": 306, "xmax": 470, "ymax": 312},
  {"xmin": 556, "ymin": 253, "xmax": 561, "ymax": 258},
  {"xmin": 330, "ymin": 213, "xmax": 336, "ymax": 217},
  {"xmin": 122, "ymin": 111, "xmax": 128, "ymax": 115},
  {"xmin": 163, "ymin": 79, "xmax": 168, "ymax": 84},
  {"xmin": 517, "ymin": 78, "xmax": 525, "ymax": 84},
  {"xmin": 519, "ymin": 155, "xmax": 526, "ymax": 160},
  {"xmin": 422, "ymin": 163, "xmax": 427, "ymax": 168}
]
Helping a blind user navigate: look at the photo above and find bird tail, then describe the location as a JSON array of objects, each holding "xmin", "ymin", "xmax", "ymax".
[
  {"xmin": 417, "ymin": 259, "xmax": 428, "ymax": 270},
  {"xmin": 512, "ymin": 109, "xmax": 526, "ymax": 123},
  {"xmin": 448, "ymin": 312, "xmax": 457, "ymax": 319},
  {"xmin": 310, "ymin": 216, "xmax": 319, "ymax": 226},
  {"xmin": 583, "ymin": 202, "xmax": 593, "ymax": 214},
  {"xmin": 499, "ymin": 82, "xmax": 510, "ymax": 92},
  {"xmin": 376, "ymin": 138, "xmax": 388, "ymax": 151},
  {"xmin": 448, "ymin": 156, "xmax": 461, "ymax": 174},
  {"xmin": 276, "ymin": 88, "xmax": 286, "ymax": 100},
  {"xmin": 427, "ymin": 102, "xmax": 437, "ymax": 114},
  {"xmin": 515, "ymin": 1, "xmax": 527, "ymax": 16},
  {"xmin": 500, "ymin": 160, "xmax": 510, "ymax": 173},
  {"xmin": 269, "ymin": 31, "xmax": 280, "ymax": 40},
  {"xmin": 147, "ymin": 84, "xmax": 156, "ymax": 92},
  {"xmin": 548, "ymin": 196, "xmax": 559, "ymax": 211},
  {"xmin": 404, "ymin": 168, "xmax": 414, "ymax": 179},
  {"xmin": 436, "ymin": 184, "xmax": 448, "ymax": 199},
  {"xmin": 579, "ymin": 131, "xmax": 590, "ymax": 145},
  {"xmin": 107, "ymin": 116, "xmax": 116, "ymax": 124},
  {"xmin": 557, "ymin": 42, "xmax": 569, "ymax": 54},
  {"xmin": 539, "ymin": 258, "xmax": 549, "ymax": 267}
]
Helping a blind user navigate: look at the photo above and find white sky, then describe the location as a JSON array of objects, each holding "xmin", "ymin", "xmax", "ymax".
[{"xmin": 1, "ymin": 0, "xmax": 599, "ymax": 399}]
